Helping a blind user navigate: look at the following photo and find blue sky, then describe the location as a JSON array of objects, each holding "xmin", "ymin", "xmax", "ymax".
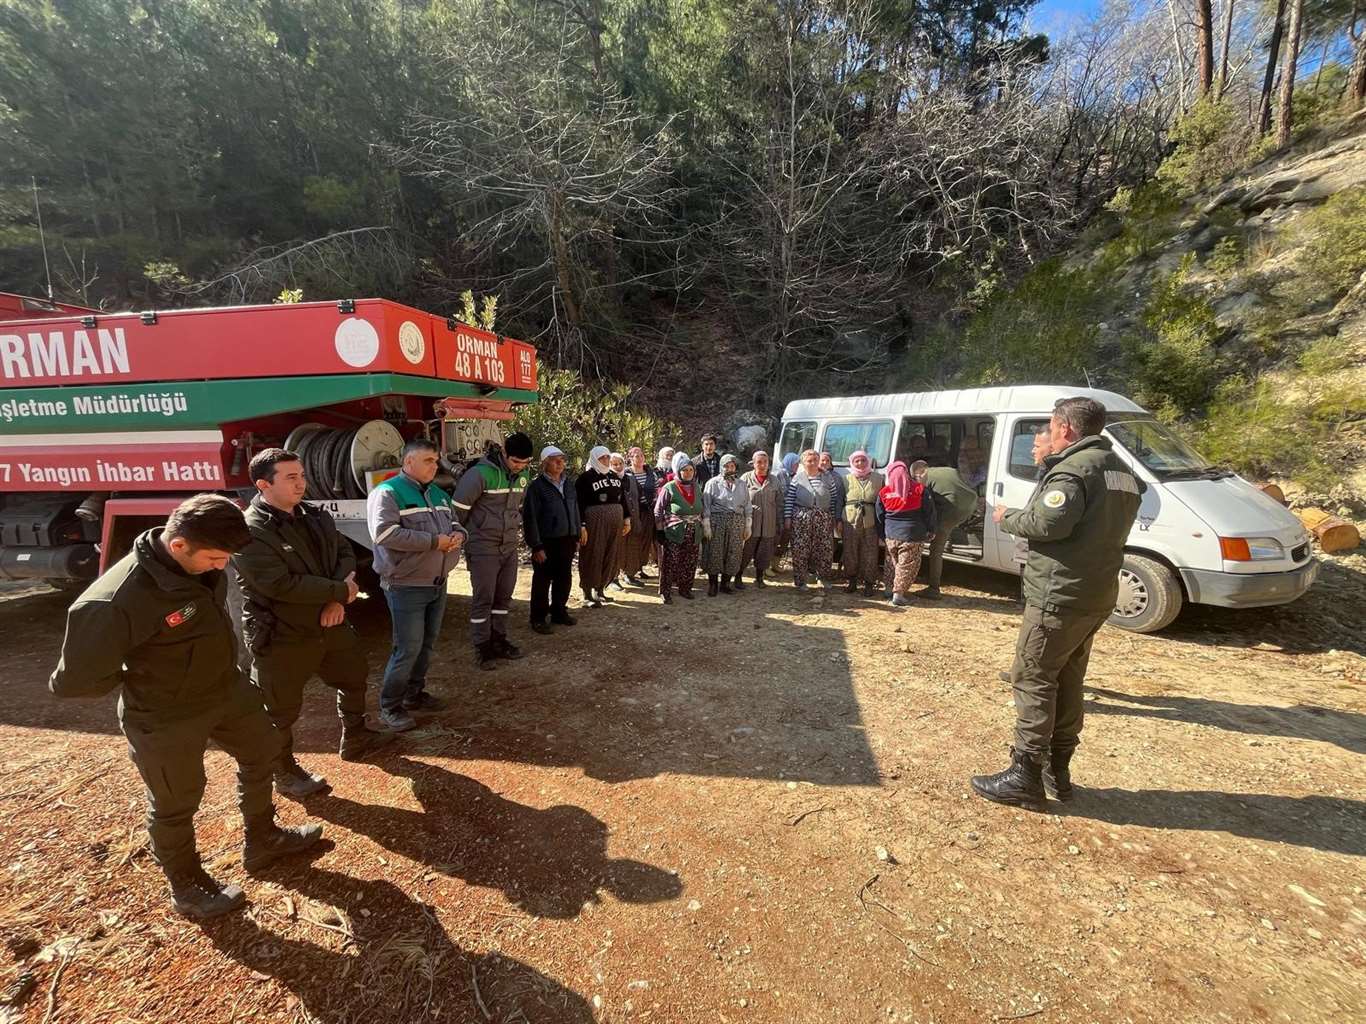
[{"xmin": 1029, "ymin": 0, "xmax": 1106, "ymax": 37}]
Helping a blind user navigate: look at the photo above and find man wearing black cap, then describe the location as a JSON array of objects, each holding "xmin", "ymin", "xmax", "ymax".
[{"xmin": 452, "ymin": 431, "xmax": 534, "ymax": 669}]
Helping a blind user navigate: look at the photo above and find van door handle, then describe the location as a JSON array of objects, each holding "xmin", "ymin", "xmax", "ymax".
[{"xmin": 994, "ymin": 482, "xmax": 1004, "ymax": 497}]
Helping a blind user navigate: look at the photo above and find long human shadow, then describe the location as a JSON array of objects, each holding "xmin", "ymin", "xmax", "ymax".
[
  {"xmin": 202, "ymin": 856, "xmax": 594, "ymax": 1022},
  {"xmin": 1087, "ymin": 687, "xmax": 1366, "ymax": 755},
  {"xmin": 1062, "ymin": 789, "xmax": 1366, "ymax": 857},
  {"xmin": 306, "ymin": 756, "xmax": 683, "ymax": 918}
]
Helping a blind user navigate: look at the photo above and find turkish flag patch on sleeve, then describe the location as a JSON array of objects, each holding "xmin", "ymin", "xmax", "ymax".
[{"xmin": 165, "ymin": 602, "xmax": 198, "ymax": 628}]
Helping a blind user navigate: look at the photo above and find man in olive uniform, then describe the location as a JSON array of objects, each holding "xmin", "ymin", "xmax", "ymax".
[
  {"xmin": 971, "ymin": 397, "xmax": 1144, "ymax": 807},
  {"xmin": 233, "ymin": 449, "xmax": 395, "ymax": 800},
  {"xmin": 452, "ymin": 432, "xmax": 534, "ymax": 669},
  {"xmin": 49, "ymin": 495, "xmax": 323, "ymax": 918},
  {"xmin": 920, "ymin": 464, "xmax": 978, "ymax": 600}
]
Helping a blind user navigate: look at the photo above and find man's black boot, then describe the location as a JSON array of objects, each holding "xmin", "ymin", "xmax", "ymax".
[
  {"xmin": 970, "ymin": 747, "xmax": 1045, "ymax": 808},
  {"xmin": 167, "ymin": 864, "xmax": 246, "ymax": 919},
  {"xmin": 274, "ymin": 756, "xmax": 329, "ymax": 798},
  {"xmin": 707, "ymin": 575, "xmax": 719, "ymax": 597},
  {"xmin": 494, "ymin": 635, "xmax": 525, "ymax": 660},
  {"xmin": 243, "ymin": 816, "xmax": 324, "ymax": 873},
  {"xmin": 920, "ymin": 586, "xmax": 943, "ymax": 601},
  {"xmin": 754, "ymin": 570, "xmax": 766, "ymax": 589},
  {"xmin": 477, "ymin": 641, "xmax": 499, "ymax": 671},
  {"xmin": 1043, "ymin": 748, "xmax": 1075, "ymax": 802},
  {"xmin": 846, "ymin": 579, "xmax": 859, "ymax": 594},
  {"xmin": 719, "ymin": 575, "xmax": 734, "ymax": 594},
  {"xmin": 339, "ymin": 716, "xmax": 397, "ymax": 762}
]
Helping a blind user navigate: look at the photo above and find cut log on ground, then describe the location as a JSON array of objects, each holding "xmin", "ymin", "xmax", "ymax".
[
  {"xmin": 1258, "ymin": 482, "xmax": 1287, "ymax": 504},
  {"xmin": 1294, "ymin": 508, "xmax": 1361, "ymax": 553}
]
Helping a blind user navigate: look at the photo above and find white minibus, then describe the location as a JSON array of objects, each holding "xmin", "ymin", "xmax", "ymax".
[{"xmin": 778, "ymin": 386, "xmax": 1317, "ymax": 632}]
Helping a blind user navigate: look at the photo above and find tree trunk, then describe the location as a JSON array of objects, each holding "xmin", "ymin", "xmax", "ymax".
[
  {"xmin": 1216, "ymin": 0, "xmax": 1236, "ymax": 99},
  {"xmin": 1167, "ymin": 0, "xmax": 1190, "ymax": 111},
  {"xmin": 1196, "ymin": 0, "xmax": 1215, "ymax": 96},
  {"xmin": 1276, "ymin": 0, "xmax": 1306, "ymax": 148},
  {"xmin": 1259, "ymin": 0, "xmax": 1288, "ymax": 134},
  {"xmin": 1347, "ymin": 8, "xmax": 1366, "ymax": 111}
]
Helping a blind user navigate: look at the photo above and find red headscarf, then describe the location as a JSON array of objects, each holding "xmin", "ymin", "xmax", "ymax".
[{"xmin": 879, "ymin": 460, "xmax": 925, "ymax": 513}]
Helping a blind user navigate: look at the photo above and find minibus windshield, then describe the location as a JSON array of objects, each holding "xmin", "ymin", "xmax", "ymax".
[{"xmin": 1106, "ymin": 417, "xmax": 1230, "ymax": 479}]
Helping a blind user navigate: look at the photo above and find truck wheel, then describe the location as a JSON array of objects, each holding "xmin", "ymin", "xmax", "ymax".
[{"xmin": 1109, "ymin": 554, "xmax": 1183, "ymax": 633}]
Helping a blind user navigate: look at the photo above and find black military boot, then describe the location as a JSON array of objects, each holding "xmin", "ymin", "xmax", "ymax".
[
  {"xmin": 167, "ymin": 864, "xmax": 246, "ymax": 919},
  {"xmin": 970, "ymin": 747, "xmax": 1045, "ymax": 809},
  {"xmin": 863, "ymin": 582, "xmax": 878, "ymax": 598},
  {"xmin": 707, "ymin": 575, "xmax": 720, "ymax": 597},
  {"xmin": 243, "ymin": 815, "xmax": 324, "ymax": 873},
  {"xmin": 919, "ymin": 586, "xmax": 943, "ymax": 601},
  {"xmin": 339, "ymin": 716, "xmax": 397, "ymax": 762},
  {"xmin": 1043, "ymin": 748, "xmax": 1075, "ymax": 802},
  {"xmin": 719, "ymin": 575, "xmax": 734, "ymax": 594},
  {"xmin": 493, "ymin": 635, "xmax": 525, "ymax": 660},
  {"xmin": 846, "ymin": 579, "xmax": 859, "ymax": 594},
  {"xmin": 274, "ymin": 757, "xmax": 329, "ymax": 799},
  {"xmin": 754, "ymin": 570, "xmax": 766, "ymax": 589},
  {"xmin": 476, "ymin": 641, "xmax": 499, "ymax": 671}
]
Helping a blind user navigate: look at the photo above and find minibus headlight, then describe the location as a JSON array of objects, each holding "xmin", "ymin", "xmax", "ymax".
[{"xmin": 1219, "ymin": 536, "xmax": 1283, "ymax": 561}]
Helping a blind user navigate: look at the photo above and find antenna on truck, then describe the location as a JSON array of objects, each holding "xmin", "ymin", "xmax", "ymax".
[{"xmin": 32, "ymin": 176, "xmax": 55, "ymax": 301}]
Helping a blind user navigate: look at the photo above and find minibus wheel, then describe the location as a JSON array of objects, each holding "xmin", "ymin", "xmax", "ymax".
[{"xmin": 1109, "ymin": 554, "xmax": 1183, "ymax": 633}]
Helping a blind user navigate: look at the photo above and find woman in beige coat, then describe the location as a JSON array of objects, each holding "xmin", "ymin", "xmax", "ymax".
[{"xmin": 739, "ymin": 451, "xmax": 784, "ymax": 588}]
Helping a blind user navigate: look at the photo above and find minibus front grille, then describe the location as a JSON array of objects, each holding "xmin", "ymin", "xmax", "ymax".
[{"xmin": 1291, "ymin": 543, "xmax": 1309, "ymax": 562}]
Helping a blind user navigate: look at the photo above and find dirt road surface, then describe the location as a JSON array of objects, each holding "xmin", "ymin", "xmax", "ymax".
[{"xmin": 1, "ymin": 554, "xmax": 1363, "ymax": 1024}]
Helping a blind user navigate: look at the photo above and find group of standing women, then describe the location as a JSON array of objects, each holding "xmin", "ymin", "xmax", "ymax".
[{"xmin": 564, "ymin": 441, "xmax": 941, "ymax": 608}]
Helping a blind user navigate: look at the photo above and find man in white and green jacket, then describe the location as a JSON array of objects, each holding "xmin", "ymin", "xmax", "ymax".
[{"xmin": 452, "ymin": 432, "xmax": 534, "ymax": 669}]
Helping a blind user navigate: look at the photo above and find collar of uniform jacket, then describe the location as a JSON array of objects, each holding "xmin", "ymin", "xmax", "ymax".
[{"xmin": 135, "ymin": 528, "xmax": 214, "ymax": 594}]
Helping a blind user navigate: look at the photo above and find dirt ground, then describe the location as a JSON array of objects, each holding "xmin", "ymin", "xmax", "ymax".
[{"xmin": 1, "ymin": 549, "xmax": 1363, "ymax": 1024}]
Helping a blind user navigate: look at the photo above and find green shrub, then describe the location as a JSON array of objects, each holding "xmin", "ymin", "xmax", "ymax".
[
  {"xmin": 1156, "ymin": 97, "xmax": 1253, "ymax": 195},
  {"xmin": 512, "ymin": 361, "xmax": 682, "ymax": 474},
  {"xmin": 1096, "ymin": 181, "xmax": 1183, "ymax": 269},
  {"xmin": 1291, "ymin": 63, "xmax": 1350, "ymax": 134},
  {"xmin": 1299, "ymin": 186, "xmax": 1366, "ymax": 298},
  {"xmin": 1297, "ymin": 337, "xmax": 1352, "ymax": 376},
  {"xmin": 1129, "ymin": 254, "xmax": 1222, "ymax": 417},
  {"xmin": 1204, "ymin": 235, "xmax": 1244, "ymax": 276},
  {"xmin": 955, "ymin": 259, "xmax": 1111, "ymax": 386}
]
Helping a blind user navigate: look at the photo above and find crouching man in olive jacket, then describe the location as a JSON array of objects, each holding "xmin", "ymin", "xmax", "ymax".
[
  {"xmin": 233, "ymin": 449, "xmax": 396, "ymax": 800},
  {"xmin": 49, "ymin": 495, "xmax": 322, "ymax": 919}
]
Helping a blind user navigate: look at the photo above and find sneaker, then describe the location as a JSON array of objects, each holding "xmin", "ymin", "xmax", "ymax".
[
  {"xmin": 609, "ymin": 578, "xmax": 626, "ymax": 592},
  {"xmin": 274, "ymin": 761, "xmax": 329, "ymax": 799},
  {"xmin": 596, "ymin": 589, "xmax": 615, "ymax": 603},
  {"xmin": 339, "ymin": 722, "xmax": 398, "ymax": 761},
  {"xmin": 381, "ymin": 708, "xmax": 418, "ymax": 733},
  {"xmin": 531, "ymin": 621, "xmax": 554, "ymax": 635},
  {"xmin": 891, "ymin": 593, "xmax": 913, "ymax": 607},
  {"xmin": 168, "ymin": 866, "xmax": 246, "ymax": 920},
  {"xmin": 402, "ymin": 691, "xmax": 445, "ymax": 712},
  {"xmin": 919, "ymin": 587, "xmax": 943, "ymax": 601},
  {"xmin": 626, "ymin": 574, "xmax": 645, "ymax": 587},
  {"xmin": 243, "ymin": 820, "xmax": 325, "ymax": 873}
]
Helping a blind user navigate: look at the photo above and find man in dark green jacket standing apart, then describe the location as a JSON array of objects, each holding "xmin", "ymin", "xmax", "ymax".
[
  {"xmin": 49, "ymin": 495, "xmax": 322, "ymax": 919},
  {"xmin": 920, "ymin": 465, "xmax": 978, "ymax": 600},
  {"xmin": 233, "ymin": 449, "xmax": 395, "ymax": 799},
  {"xmin": 452, "ymin": 432, "xmax": 534, "ymax": 669},
  {"xmin": 971, "ymin": 397, "xmax": 1144, "ymax": 808}
]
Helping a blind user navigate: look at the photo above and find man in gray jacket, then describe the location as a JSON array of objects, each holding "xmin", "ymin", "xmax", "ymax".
[
  {"xmin": 366, "ymin": 439, "xmax": 467, "ymax": 732},
  {"xmin": 451, "ymin": 432, "xmax": 534, "ymax": 670}
]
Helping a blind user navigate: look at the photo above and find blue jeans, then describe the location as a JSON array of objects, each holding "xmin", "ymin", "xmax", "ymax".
[{"xmin": 380, "ymin": 585, "xmax": 447, "ymax": 713}]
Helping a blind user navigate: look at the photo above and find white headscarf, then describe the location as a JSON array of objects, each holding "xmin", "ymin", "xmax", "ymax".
[
  {"xmin": 671, "ymin": 451, "xmax": 693, "ymax": 476},
  {"xmin": 586, "ymin": 445, "xmax": 611, "ymax": 473},
  {"xmin": 656, "ymin": 446, "xmax": 675, "ymax": 471},
  {"xmin": 609, "ymin": 451, "xmax": 626, "ymax": 478}
]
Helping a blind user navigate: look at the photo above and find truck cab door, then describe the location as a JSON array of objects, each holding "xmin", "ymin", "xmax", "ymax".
[{"xmin": 986, "ymin": 414, "xmax": 1052, "ymax": 572}]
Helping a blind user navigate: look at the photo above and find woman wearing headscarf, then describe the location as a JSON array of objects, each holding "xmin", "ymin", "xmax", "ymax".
[
  {"xmin": 841, "ymin": 450, "xmax": 884, "ymax": 596},
  {"xmin": 818, "ymin": 451, "xmax": 846, "ymax": 579},
  {"xmin": 776, "ymin": 452, "xmax": 800, "ymax": 563},
  {"xmin": 739, "ymin": 450, "xmax": 782, "ymax": 588},
  {"xmin": 653, "ymin": 452, "xmax": 703, "ymax": 603},
  {"xmin": 876, "ymin": 459, "xmax": 938, "ymax": 607},
  {"xmin": 701, "ymin": 452, "xmax": 751, "ymax": 595},
  {"xmin": 623, "ymin": 446, "xmax": 658, "ymax": 585},
  {"xmin": 576, "ymin": 446, "xmax": 632, "ymax": 608},
  {"xmin": 607, "ymin": 451, "xmax": 640, "ymax": 592},
  {"xmin": 655, "ymin": 447, "xmax": 676, "ymax": 484},
  {"xmin": 783, "ymin": 449, "xmax": 839, "ymax": 591}
]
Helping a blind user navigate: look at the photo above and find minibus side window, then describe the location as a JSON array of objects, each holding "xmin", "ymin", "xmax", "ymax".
[
  {"xmin": 779, "ymin": 420, "xmax": 818, "ymax": 458},
  {"xmin": 1008, "ymin": 419, "xmax": 1050, "ymax": 480},
  {"xmin": 822, "ymin": 420, "xmax": 894, "ymax": 467}
]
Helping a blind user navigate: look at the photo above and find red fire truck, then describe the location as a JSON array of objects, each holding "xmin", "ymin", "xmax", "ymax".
[{"xmin": 0, "ymin": 292, "xmax": 538, "ymax": 588}]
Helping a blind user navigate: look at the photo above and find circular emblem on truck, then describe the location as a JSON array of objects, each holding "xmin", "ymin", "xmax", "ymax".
[
  {"xmin": 398, "ymin": 320, "xmax": 426, "ymax": 364},
  {"xmin": 334, "ymin": 317, "xmax": 380, "ymax": 368}
]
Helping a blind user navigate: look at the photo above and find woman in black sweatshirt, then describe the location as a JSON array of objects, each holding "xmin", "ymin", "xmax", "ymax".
[{"xmin": 575, "ymin": 445, "xmax": 632, "ymax": 607}]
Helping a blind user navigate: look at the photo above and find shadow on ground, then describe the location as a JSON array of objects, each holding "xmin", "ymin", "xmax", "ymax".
[{"xmin": 204, "ymin": 851, "xmax": 595, "ymax": 1022}]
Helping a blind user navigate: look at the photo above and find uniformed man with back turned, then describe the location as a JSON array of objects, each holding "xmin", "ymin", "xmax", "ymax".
[
  {"xmin": 232, "ymin": 448, "xmax": 396, "ymax": 800},
  {"xmin": 919, "ymin": 463, "xmax": 978, "ymax": 600},
  {"xmin": 49, "ymin": 495, "xmax": 323, "ymax": 919},
  {"xmin": 970, "ymin": 397, "xmax": 1144, "ymax": 808}
]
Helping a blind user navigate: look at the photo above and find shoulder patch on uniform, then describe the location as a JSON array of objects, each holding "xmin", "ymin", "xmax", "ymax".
[
  {"xmin": 165, "ymin": 602, "xmax": 198, "ymax": 628},
  {"xmin": 1104, "ymin": 469, "xmax": 1140, "ymax": 494},
  {"xmin": 1043, "ymin": 489, "xmax": 1068, "ymax": 509}
]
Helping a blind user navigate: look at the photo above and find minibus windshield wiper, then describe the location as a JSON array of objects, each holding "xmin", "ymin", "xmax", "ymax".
[{"xmin": 1159, "ymin": 466, "xmax": 1233, "ymax": 481}]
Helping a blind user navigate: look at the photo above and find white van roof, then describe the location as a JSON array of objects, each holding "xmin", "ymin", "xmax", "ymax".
[{"xmin": 783, "ymin": 385, "xmax": 1147, "ymax": 421}]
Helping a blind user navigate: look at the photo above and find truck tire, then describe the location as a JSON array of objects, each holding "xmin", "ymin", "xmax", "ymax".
[{"xmin": 1109, "ymin": 553, "xmax": 1183, "ymax": 633}]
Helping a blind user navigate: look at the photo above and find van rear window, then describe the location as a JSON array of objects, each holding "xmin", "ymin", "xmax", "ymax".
[{"xmin": 778, "ymin": 420, "xmax": 817, "ymax": 459}]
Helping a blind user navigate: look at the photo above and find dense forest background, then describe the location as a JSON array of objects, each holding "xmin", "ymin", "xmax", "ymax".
[{"xmin": 2, "ymin": 0, "xmax": 1364, "ymax": 436}]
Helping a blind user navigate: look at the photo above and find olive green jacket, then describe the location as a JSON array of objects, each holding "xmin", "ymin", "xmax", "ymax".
[
  {"xmin": 1001, "ymin": 435, "xmax": 1145, "ymax": 616},
  {"xmin": 49, "ymin": 529, "xmax": 244, "ymax": 720},
  {"xmin": 923, "ymin": 467, "xmax": 978, "ymax": 525}
]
